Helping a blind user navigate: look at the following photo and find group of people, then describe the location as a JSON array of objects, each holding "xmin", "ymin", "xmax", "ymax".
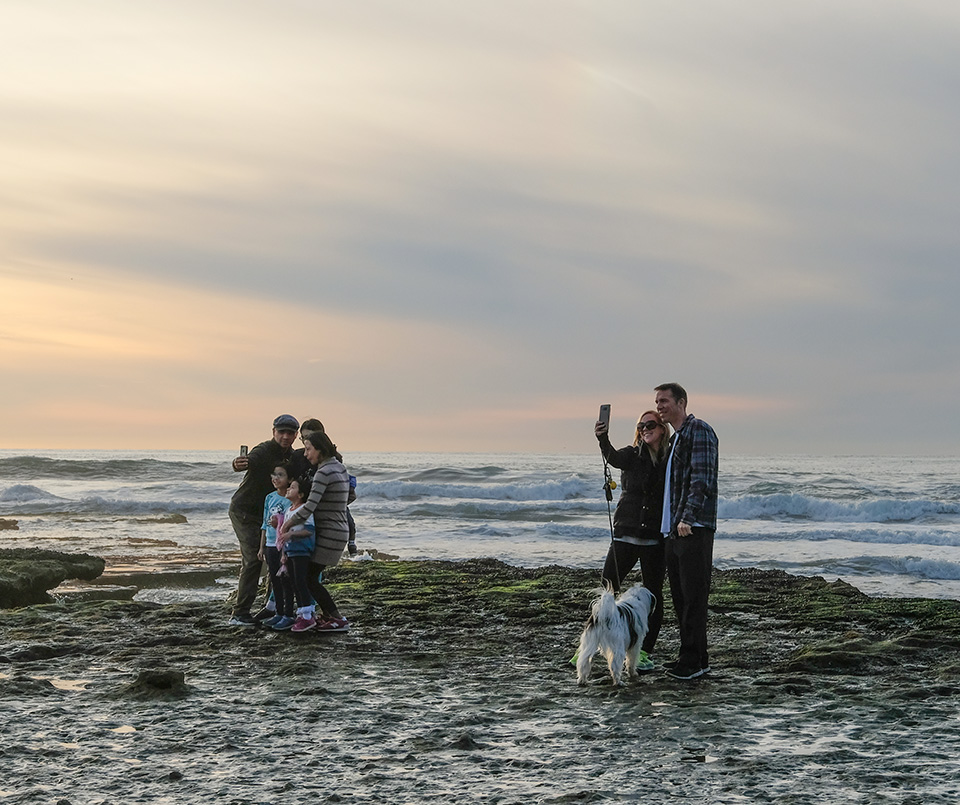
[
  {"xmin": 595, "ymin": 382, "xmax": 719, "ymax": 681},
  {"xmin": 224, "ymin": 384, "xmax": 718, "ymax": 675},
  {"xmin": 227, "ymin": 414, "xmax": 356, "ymax": 633}
]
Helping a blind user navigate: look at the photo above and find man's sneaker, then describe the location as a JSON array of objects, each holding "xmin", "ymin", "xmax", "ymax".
[
  {"xmin": 270, "ymin": 616, "xmax": 296, "ymax": 631},
  {"xmin": 665, "ymin": 665, "xmax": 706, "ymax": 681},
  {"xmin": 262, "ymin": 614, "xmax": 285, "ymax": 628},
  {"xmin": 635, "ymin": 650, "xmax": 655, "ymax": 672},
  {"xmin": 316, "ymin": 616, "xmax": 350, "ymax": 632},
  {"xmin": 228, "ymin": 613, "xmax": 256, "ymax": 627},
  {"xmin": 253, "ymin": 607, "xmax": 276, "ymax": 623},
  {"xmin": 291, "ymin": 615, "xmax": 318, "ymax": 633}
]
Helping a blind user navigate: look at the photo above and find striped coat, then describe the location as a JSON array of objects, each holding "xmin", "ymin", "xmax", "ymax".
[{"xmin": 285, "ymin": 457, "xmax": 351, "ymax": 566}]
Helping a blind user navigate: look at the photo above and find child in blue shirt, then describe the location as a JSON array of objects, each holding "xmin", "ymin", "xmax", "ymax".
[
  {"xmin": 254, "ymin": 462, "xmax": 293, "ymax": 624},
  {"xmin": 266, "ymin": 477, "xmax": 317, "ymax": 632}
]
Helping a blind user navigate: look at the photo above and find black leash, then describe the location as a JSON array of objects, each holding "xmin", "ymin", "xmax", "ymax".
[{"xmin": 602, "ymin": 456, "xmax": 619, "ymax": 591}]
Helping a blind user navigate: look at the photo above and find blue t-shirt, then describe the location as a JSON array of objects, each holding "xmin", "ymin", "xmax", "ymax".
[{"xmin": 262, "ymin": 491, "xmax": 292, "ymax": 548}]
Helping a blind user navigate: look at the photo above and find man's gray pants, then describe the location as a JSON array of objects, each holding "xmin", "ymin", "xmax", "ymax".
[{"xmin": 229, "ymin": 507, "xmax": 264, "ymax": 616}]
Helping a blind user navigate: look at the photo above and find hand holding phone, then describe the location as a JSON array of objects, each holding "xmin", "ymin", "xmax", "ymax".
[
  {"xmin": 233, "ymin": 445, "xmax": 250, "ymax": 472},
  {"xmin": 596, "ymin": 404, "xmax": 611, "ymax": 439}
]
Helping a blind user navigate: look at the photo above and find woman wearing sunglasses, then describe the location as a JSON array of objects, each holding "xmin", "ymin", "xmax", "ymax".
[{"xmin": 593, "ymin": 409, "xmax": 672, "ymax": 669}]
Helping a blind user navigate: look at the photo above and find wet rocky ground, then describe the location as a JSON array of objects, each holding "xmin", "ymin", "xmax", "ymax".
[{"xmin": 2, "ymin": 555, "xmax": 960, "ymax": 804}]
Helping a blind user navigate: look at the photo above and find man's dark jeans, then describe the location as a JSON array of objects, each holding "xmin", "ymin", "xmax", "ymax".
[{"xmin": 665, "ymin": 527, "xmax": 714, "ymax": 670}]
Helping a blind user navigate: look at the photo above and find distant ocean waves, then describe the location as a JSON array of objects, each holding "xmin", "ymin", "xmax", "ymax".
[
  {"xmin": 1, "ymin": 450, "xmax": 959, "ymax": 599},
  {"xmin": 0, "ymin": 454, "xmax": 218, "ymax": 482},
  {"xmin": 2, "ymin": 476, "xmax": 958, "ymax": 532},
  {"xmin": 0, "ymin": 483, "xmax": 226, "ymax": 516}
]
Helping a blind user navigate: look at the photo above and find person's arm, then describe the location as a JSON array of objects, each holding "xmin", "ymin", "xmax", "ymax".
[
  {"xmin": 235, "ymin": 441, "xmax": 270, "ymax": 478},
  {"xmin": 678, "ymin": 422, "xmax": 718, "ymax": 530},
  {"xmin": 281, "ymin": 465, "xmax": 333, "ymax": 532},
  {"xmin": 597, "ymin": 429, "xmax": 637, "ymax": 470},
  {"xmin": 258, "ymin": 529, "xmax": 266, "ymax": 561}
]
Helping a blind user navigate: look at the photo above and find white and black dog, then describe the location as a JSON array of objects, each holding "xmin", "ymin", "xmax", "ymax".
[{"xmin": 576, "ymin": 584, "xmax": 656, "ymax": 686}]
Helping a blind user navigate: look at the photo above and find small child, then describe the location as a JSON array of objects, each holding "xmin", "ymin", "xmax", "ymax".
[
  {"xmin": 255, "ymin": 462, "xmax": 293, "ymax": 624},
  {"xmin": 269, "ymin": 477, "xmax": 318, "ymax": 632}
]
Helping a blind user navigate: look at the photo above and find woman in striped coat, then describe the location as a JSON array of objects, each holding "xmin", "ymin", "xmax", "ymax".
[{"xmin": 280, "ymin": 430, "xmax": 352, "ymax": 632}]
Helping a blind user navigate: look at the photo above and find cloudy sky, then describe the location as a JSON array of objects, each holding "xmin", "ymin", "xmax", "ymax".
[{"xmin": 2, "ymin": 1, "xmax": 958, "ymax": 454}]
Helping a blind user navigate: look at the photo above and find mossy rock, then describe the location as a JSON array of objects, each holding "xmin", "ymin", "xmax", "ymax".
[{"xmin": 0, "ymin": 549, "xmax": 105, "ymax": 608}]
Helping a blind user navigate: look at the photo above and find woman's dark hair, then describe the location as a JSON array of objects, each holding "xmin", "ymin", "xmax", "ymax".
[
  {"xmin": 304, "ymin": 430, "xmax": 339, "ymax": 460},
  {"xmin": 300, "ymin": 418, "xmax": 324, "ymax": 434}
]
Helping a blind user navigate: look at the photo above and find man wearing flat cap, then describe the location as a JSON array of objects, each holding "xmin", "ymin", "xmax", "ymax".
[{"xmin": 227, "ymin": 414, "xmax": 299, "ymax": 626}]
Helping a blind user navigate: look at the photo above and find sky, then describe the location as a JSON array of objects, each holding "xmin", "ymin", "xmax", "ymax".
[{"xmin": 2, "ymin": 0, "xmax": 959, "ymax": 454}]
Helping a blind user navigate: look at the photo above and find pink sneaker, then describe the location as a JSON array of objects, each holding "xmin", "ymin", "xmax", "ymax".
[
  {"xmin": 290, "ymin": 615, "xmax": 317, "ymax": 633},
  {"xmin": 317, "ymin": 616, "xmax": 350, "ymax": 632}
]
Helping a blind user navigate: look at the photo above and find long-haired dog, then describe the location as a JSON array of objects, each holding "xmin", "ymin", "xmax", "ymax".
[{"xmin": 576, "ymin": 584, "xmax": 656, "ymax": 686}]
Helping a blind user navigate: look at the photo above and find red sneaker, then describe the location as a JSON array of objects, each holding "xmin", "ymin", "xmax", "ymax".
[
  {"xmin": 290, "ymin": 615, "xmax": 317, "ymax": 633},
  {"xmin": 316, "ymin": 616, "xmax": 350, "ymax": 632}
]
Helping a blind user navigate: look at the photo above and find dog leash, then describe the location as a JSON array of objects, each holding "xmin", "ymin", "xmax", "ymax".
[
  {"xmin": 602, "ymin": 456, "xmax": 620, "ymax": 590},
  {"xmin": 571, "ymin": 450, "xmax": 622, "ymax": 667}
]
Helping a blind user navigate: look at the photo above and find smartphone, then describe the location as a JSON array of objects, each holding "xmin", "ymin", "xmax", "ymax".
[
  {"xmin": 598, "ymin": 404, "xmax": 611, "ymax": 429},
  {"xmin": 239, "ymin": 445, "xmax": 248, "ymax": 457}
]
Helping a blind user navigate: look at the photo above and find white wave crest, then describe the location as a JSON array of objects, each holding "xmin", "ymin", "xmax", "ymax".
[
  {"xmin": 719, "ymin": 493, "xmax": 959, "ymax": 523},
  {"xmin": 786, "ymin": 555, "xmax": 960, "ymax": 582},
  {"xmin": 0, "ymin": 484, "xmax": 66, "ymax": 503}
]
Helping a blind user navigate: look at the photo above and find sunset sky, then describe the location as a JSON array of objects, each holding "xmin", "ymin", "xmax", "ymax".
[{"xmin": 2, "ymin": 1, "xmax": 958, "ymax": 454}]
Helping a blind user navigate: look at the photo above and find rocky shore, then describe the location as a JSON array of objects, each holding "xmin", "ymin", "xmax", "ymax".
[
  {"xmin": 0, "ymin": 548, "xmax": 105, "ymax": 608},
  {"xmin": 2, "ymin": 554, "xmax": 960, "ymax": 803}
]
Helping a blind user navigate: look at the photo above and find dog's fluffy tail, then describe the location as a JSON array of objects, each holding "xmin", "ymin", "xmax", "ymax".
[{"xmin": 591, "ymin": 586, "xmax": 621, "ymax": 632}]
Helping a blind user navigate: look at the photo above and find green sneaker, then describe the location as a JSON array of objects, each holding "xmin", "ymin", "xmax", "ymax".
[{"xmin": 635, "ymin": 650, "xmax": 655, "ymax": 672}]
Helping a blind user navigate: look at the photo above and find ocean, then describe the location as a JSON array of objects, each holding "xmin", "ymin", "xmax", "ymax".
[{"xmin": 2, "ymin": 449, "xmax": 959, "ymax": 602}]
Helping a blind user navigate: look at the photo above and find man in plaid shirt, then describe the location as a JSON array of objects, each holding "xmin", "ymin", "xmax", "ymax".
[{"xmin": 655, "ymin": 383, "xmax": 719, "ymax": 680}]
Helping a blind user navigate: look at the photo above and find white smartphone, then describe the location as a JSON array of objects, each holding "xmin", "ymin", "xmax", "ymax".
[
  {"xmin": 239, "ymin": 445, "xmax": 248, "ymax": 457},
  {"xmin": 598, "ymin": 404, "xmax": 611, "ymax": 429}
]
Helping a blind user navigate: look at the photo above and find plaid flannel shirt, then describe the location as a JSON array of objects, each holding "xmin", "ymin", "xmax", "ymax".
[{"xmin": 667, "ymin": 414, "xmax": 719, "ymax": 533}]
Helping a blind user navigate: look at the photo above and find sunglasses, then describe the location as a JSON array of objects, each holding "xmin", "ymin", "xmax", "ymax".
[{"xmin": 636, "ymin": 421, "xmax": 661, "ymax": 432}]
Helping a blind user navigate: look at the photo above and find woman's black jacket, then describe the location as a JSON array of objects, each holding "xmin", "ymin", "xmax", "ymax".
[{"xmin": 598, "ymin": 433, "xmax": 666, "ymax": 539}]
